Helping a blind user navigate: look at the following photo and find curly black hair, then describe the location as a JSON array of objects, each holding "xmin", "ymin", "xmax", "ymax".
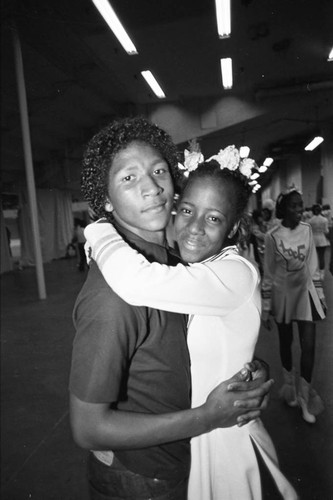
[
  {"xmin": 81, "ymin": 116, "xmax": 181, "ymax": 219},
  {"xmin": 275, "ymin": 189, "xmax": 302, "ymax": 219},
  {"xmin": 180, "ymin": 160, "xmax": 253, "ymax": 246}
]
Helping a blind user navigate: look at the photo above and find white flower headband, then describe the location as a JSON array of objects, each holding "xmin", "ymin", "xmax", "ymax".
[
  {"xmin": 178, "ymin": 145, "xmax": 256, "ymax": 179},
  {"xmin": 276, "ymin": 186, "xmax": 303, "ymax": 206},
  {"xmin": 281, "ymin": 185, "xmax": 302, "ymax": 196}
]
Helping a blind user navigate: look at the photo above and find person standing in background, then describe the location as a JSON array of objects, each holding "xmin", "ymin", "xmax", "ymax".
[
  {"xmin": 261, "ymin": 199, "xmax": 279, "ymax": 233},
  {"xmin": 302, "ymin": 206, "xmax": 313, "ymax": 222},
  {"xmin": 262, "ymin": 189, "xmax": 326, "ymax": 424},
  {"xmin": 73, "ymin": 218, "xmax": 87, "ymax": 272},
  {"xmin": 321, "ymin": 204, "xmax": 332, "ymax": 229},
  {"xmin": 322, "ymin": 204, "xmax": 333, "ymax": 275},
  {"xmin": 250, "ymin": 208, "xmax": 266, "ymax": 275},
  {"xmin": 309, "ymin": 204, "xmax": 330, "ymax": 280}
]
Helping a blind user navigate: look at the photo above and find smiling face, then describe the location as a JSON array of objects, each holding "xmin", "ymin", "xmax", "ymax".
[
  {"xmin": 105, "ymin": 141, "xmax": 174, "ymax": 244},
  {"xmin": 175, "ymin": 176, "xmax": 236, "ymax": 263}
]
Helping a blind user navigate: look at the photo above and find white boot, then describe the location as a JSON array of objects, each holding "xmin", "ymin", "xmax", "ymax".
[
  {"xmin": 279, "ymin": 368, "xmax": 298, "ymax": 407},
  {"xmin": 298, "ymin": 377, "xmax": 324, "ymax": 423}
]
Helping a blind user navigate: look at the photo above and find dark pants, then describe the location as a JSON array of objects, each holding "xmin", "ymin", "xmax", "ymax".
[
  {"xmin": 316, "ymin": 245, "xmax": 327, "ymax": 270},
  {"xmin": 88, "ymin": 452, "xmax": 188, "ymax": 500}
]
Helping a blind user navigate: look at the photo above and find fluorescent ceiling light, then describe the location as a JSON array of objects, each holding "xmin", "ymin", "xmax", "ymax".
[
  {"xmin": 91, "ymin": 0, "xmax": 138, "ymax": 55},
  {"xmin": 304, "ymin": 136, "xmax": 324, "ymax": 151},
  {"xmin": 328, "ymin": 47, "xmax": 333, "ymax": 62},
  {"xmin": 220, "ymin": 58, "xmax": 233, "ymax": 89},
  {"xmin": 250, "ymin": 172, "xmax": 260, "ymax": 180},
  {"xmin": 248, "ymin": 180, "xmax": 257, "ymax": 186},
  {"xmin": 215, "ymin": 0, "xmax": 231, "ymax": 38},
  {"xmin": 263, "ymin": 157, "xmax": 274, "ymax": 167},
  {"xmin": 258, "ymin": 165, "xmax": 268, "ymax": 173},
  {"xmin": 141, "ymin": 71, "xmax": 166, "ymax": 99},
  {"xmin": 240, "ymin": 146, "xmax": 250, "ymax": 158}
]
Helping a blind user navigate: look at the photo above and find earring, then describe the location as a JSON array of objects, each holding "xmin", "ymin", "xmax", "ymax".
[{"xmin": 105, "ymin": 201, "xmax": 113, "ymax": 213}]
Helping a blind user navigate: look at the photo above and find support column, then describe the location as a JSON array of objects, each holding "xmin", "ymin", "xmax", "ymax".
[{"xmin": 12, "ymin": 25, "xmax": 46, "ymax": 299}]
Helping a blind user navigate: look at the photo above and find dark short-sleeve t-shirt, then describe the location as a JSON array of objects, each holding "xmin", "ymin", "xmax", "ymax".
[{"xmin": 69, "ymin": 226, "xmax": 191, "ymax": 480}]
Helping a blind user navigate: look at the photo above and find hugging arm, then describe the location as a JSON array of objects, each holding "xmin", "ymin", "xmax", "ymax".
[
  {"xmin": 70, "ymin": 368, "xmax": 272, "ymax": 451},
  {"xmin": 85, "ymin": 221, "xmax": 258, "ymax": 316}
]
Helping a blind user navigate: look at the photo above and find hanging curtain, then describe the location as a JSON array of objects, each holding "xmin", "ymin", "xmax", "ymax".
[{"xmin": 19, "ymin": 188, "xmax": 74, "ymax": 266}]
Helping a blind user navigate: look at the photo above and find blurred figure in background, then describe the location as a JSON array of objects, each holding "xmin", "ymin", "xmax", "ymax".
[
  {"xmin": 250, "ymin": 208, "xmax": 266, "ymax": 275},
  {"xmin": 73, "ymin": 218, "xmax": 87, "ymax": 272},
  {"xmin": 261, "ymin": 199, "xmax": 279, "ymax": 233},
  {"xmin": 321, "ymin": 204, "xmax": 332, "ymax": 228},
  {"xmin": 302, "ymin": 206, "xmax": 313, "ymax": 222},
  {"xmin": 308, "ymin": 204, "xmax": 330, "ymax": 281},
  {"xmin": 322, "ymin": 204, "xmax": 333, "ymax": 275},
  {"xmin": 262, "ymin": 189, "xmax": 326, "ymax": 424}
]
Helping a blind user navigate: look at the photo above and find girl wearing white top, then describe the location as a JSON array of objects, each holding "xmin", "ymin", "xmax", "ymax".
[
  {"xmin": 262, "ymin": 191, "xmax": 326, "ymax": 425},
  {"xmin": 85, "ymin": 147, "xmax": 298, "ymax": 500}
]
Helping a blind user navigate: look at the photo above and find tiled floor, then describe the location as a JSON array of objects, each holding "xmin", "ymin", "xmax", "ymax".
[{"xmin": 1, "ymin": 256, "xmax": 333, "ymax": 499}]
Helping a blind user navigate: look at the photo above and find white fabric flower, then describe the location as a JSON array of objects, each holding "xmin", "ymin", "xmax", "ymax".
[
  {"xmin": 207, "ymin": 145, "xmax": 240, "ymax": 171},
  {"xmin": 239, "ymin": 158, "xmax": 255, "ymax": 178},
  {"xmin": 184, "ymin": 149, "xmax": 204, "ymax": 172},
  {"xmin": 179, "ymin": 144, "xmax": 256, "ymax": 180},
  {"xmin": 178, "ymin": 162, "xmax": 187, "ymax": 170}
]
